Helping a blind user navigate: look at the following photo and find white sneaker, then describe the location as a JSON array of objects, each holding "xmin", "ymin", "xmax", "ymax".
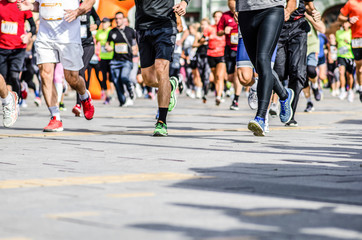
[
  {"xmin": 186, "ymin": 89, "xmax": 195, "ymax": 99},
  {"xmin": 20, "ymin": 99, "xmax": 28, "ymax": 108},
  {"xmin": 347, "ymin": 90, "xmax": 354, "ymax": 102},
  {"xmin": 3, "ymin": 92, "xmax": 19, "ymax": 128},
  {"xmin": 195, "ymin": 88, "xmax": 202, "ymax": 99},
  {"xmin": 339, "ymin": 91, "xmax": 347, "ymax": 100},
  {"xmin": 135, "ymin": 84, "xmax": 143, "ymax": 98},
  {"xmin": 248, "ymin": 88, "xmax": 258, "ymax": 110},
  {"xmin": 124, "ymin": 98, "xmax": 134, "ymax": 107}
]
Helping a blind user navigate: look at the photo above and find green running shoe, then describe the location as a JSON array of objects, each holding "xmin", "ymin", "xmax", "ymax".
[
  {"xmin": 153, "ymin": 121, "xmax": 168, "ymax": 136},
  {"xmin": 168, "ymin": 76, "xmax": 178, "ymax": 112}
]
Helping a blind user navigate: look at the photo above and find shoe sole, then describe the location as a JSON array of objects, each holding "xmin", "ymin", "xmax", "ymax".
[
  {"xmin": 168, "ymin": 78, "xmax": 178, "ymax": 112},
  {"xmin": 248, "ymin": 121, "xmax": 265, "ymax": 137},
  {"xmin": 43, "ymin": 127, "xmax": 64, "ymax": 132},
  {"xmin": 230, "ymin": 107, "xmax": 239, "ymax": 110},
  {"xmin": 153, "ymin": 132, "xmax": 168, "ymax": 137},
  {"xmin": 72, "ymin": 108, "xmax": 81, "ymax": 117}
]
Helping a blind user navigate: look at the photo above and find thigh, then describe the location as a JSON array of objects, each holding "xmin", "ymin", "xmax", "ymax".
[
  {"xmin": 8, "ymin": 49, "xmax": 26, "ymax": 72},
  {"xmin": 35, "ymin": 40, "xmax": 59, "ymax": 65},
  {"xmin": 57, "ymin": 43, "xmax": 84, "ymax": 71},
  {"xmin": 137, "ymin": 30, "xmax": 156, "ymax": 69},
  {"xmin": 153, "ymin": 28, "xmax": 177, "ymax": 62},
  {"xmin": 120, "ymin": 61, "xmax": 133, "ymax": 81},
  {"xmin": 238, "ymin": 12, "xmax": 259, "ymax": 67}
]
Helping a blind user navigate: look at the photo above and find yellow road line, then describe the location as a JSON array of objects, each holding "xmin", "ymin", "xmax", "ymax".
[
  {"xmin": 241, "ymin": 209, "xmax": 298, "ymax": 217},
  {"xmin": 0, "ymin": 126, "xmax": 330, "ymax": 138},
  {"xmin": 107, "ymin": 192, "xmax": 155, "ymax": 198},
  {"xmin": 46, "ymin": 211, "xmax": 99, "ymax": 219},
  {"xmin": 0, "ymin": 172, "xmax": 210, "ymax": 189}
]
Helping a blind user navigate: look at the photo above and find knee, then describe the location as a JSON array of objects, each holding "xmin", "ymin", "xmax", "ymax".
[{"xmin": 307, "ymin": 66, "xmax": 317, "ymax": 79}]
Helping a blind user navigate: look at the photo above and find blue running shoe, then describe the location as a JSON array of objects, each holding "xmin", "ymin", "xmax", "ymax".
[
  {"xmin": 279, "ymin": 88, "xmax": 294, "ymax": 123},
  {"xmin": 248, "ymin": 116, "xmax": 265, "ymax": 136}
]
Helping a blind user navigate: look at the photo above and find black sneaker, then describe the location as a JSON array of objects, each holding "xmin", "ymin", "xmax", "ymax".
[
  {"xmin": 285, "ymin": 119, "xmax": 298, "ymax": 127},
  {"xmin": 230, "ymin": 100, "xmax": 239, "ymax": 110},
  {"xmin": 312, "ymin": 87, "xmax": 321, "ymax": 101},
  {"xmin": 304, "ymin": 102, "xmax": 314, "ymax": 112}
]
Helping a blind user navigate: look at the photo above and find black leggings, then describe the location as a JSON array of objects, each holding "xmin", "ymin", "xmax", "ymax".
[{"xmin": 238, "ymin": 6, "xmax": 287, "ymax": 119}]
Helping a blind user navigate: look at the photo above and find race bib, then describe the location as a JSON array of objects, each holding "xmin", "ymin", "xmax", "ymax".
[
  {"xmin": 40, "ymin": 2, "xmax": 64, "ymax": 21},
  {"xmin": 231, "ymin": 33, "xmax": 238, "ymax": 45},
  {"xmin": 80, "ymin": 25, "xmax": 87, "ymax": 38},
  {"xmin": 352, "ymin": 38, "xmax": 362, "ymax": 48},
  {"xmin": 1, "ymin": 21, "xmax": 18, "ymax": 35},
  {"xmin": 115, "ymin": 43, "xmax": 128, "ymax": 54},
  {"xmin": 338, "ymin": 46, "xmax": 349, "ymax": 55}
]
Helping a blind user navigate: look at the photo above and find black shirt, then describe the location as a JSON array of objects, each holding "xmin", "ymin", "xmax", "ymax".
[
  {"xmin": 288, "ymin": 0, "xmax": 314, "ymax": 22},
  {"xmin": 134, "ymin": 0, "xmax": 177, "ymax": 30},
  {"xmin": 107, "ymin": 26, "xmax": 136, "ymax": 62},
  {"xmin": 79, "ymin": 7, "xmax": 101, "ymax": 46}
]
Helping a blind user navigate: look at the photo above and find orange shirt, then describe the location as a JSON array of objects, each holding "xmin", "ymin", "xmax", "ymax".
[
  {"xmin": 203, "ymin": 25, "xmax": 225, "ymax": 57},
  {"xmin": 340, "ymin": 0, "xmax": 362, "ymax": 39}
]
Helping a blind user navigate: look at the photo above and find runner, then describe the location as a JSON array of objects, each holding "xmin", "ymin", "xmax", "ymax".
[
  {"xmin": 236, "ymin": 0, "xmax": 295, "ymax": 136},
  {"xmin": 335, "ymin": 22, "xmax": 355, "ymax": 102},
  {"xmin": 72, "ymin": 3, "xmax": 100, "ymax": 116},
  {"xmin": 327, "ymin": 33, "xmax": 340, "ymax": 97},
  {"xmin": 95, "ymin": 17, "xmax": 113, "ymax": 104},
  {"xmin": 0, "ymin": 0, "xmax": 36, "ymax": 101},
  {"xmin": 303, "ymin": 13, "xmax": 326, "ymax": 114},
  {"xmin": 134, "ymin": 0, "xmax": 190, "ymax": 136},
  {"xmin": 203, "ymin": 11, "xmax": 226, "ymax": 106},
  {"xmin": 0, "ymin": 74, "xmax": 18, "ymax": 127},
  {"xmin": 336, "ymin": 0, "xmax": 362, "ymax": 102},
  {"xmin": 18, "ymin": 0, "xmax": 95, "ymax": 132},
  {"xmin": 217, "ymin": 5, "xmax": 240, "ymax": 110},
  {"xmin": 274, "ymin": 0, "xmax": 321, "ymax": 127},
  {"xmin": 106, "ymin": 11, "xmax": 137, "ymax": 107}
]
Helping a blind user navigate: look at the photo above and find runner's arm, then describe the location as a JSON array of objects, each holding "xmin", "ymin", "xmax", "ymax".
[
  {"xmin": 285, "ymin": 0, "xmax": 297, "ymax": 21},
  {"xmin": 64, "ymin": 0, "xmax": 96, "ymax": 23},
  {"xmin": 17, "ymin": 1, "xmax": 39, "ymax": 12},
  {"xmin": 173, "ymin": 0, "xmax": 189, "ymax": 16},
  {"xmin": 90, "ymin": 7, "xmax": 101, "ymax": 31},
  {"xmin": 305, "ymin": 12, "xmax": 325, "ymax": 33},
  {"xmin": 27, "ymin": 17, "xmax": 36, "ymax": 36},
  {"xmin": 304, "ymin": 1, "xmax": 321, "ymax": 22}
]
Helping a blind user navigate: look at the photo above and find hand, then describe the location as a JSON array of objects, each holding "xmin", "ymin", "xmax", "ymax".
[
  {"xmin": 105, "ymin": 45, "xmax": 113, "ymax": 52},
  {"xmin": 176, "ymin": 40, "xmax": 182, "ymax": 46},
  {"xmin": 225, "ymin": 26, "xmax": 233, "ymax": 35},
  {"xmin": 311, "ymin": 10, "xmax": 321, "ymax": 22},
  {"xmin": 20, "ymin": 33, "xmax": 31, "ymax": 44},
  {"xmin": 349, "ymin": 16, "xmax": 359, "ymax": 24},
  {"xmin": 17, "ymin": 0, "xmax": 32, "ymax": 11},
  {"xmin": 64, "ymin": 9, "xmax": 79, "ymax": 23},
  {"xmin": 90, "ymin": 24, "xmax": 98, "ymax": 32},
  {"xmin": 173, "ymin": 1, "xmax": 187, "ymax": 16},
  {"xmin": 233, "ymin": 12, "xmax": 238, "ymax": 24},
  {"xmin": 284, "ymin": 9, "xmax": 291, "ymax": 21}
]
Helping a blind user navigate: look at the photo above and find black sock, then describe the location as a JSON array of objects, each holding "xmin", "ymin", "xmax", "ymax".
[
  {"xmin": 234, "ymin": 95, "xmax": 239, "ymax": 102},
  {"xmin": 158, "ymin": 108, "xmax": 168, "ymax": 124}
]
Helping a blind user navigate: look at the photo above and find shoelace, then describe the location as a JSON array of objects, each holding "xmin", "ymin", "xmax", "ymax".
[{"xmin": 3, "ymin": 104, "xmax": 13, "ymax": 118}]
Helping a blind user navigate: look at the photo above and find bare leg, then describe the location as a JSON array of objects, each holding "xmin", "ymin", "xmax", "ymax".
[
  {"xmin": 39, "ymin": 63, "xmax": 57, "ymax": 108},
  {"xmin": 0, "ymin": 74, "xmax": 8, "ymax": 99}
]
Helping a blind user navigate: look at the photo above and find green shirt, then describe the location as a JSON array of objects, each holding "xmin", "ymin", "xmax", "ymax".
[
  {"xmin": 336, "ymin": 29, "xmax": 354, "ymax": 59},
  {"xmin": 95, "ymin": 28, "xmax": 114, "ymax": 60},
  {"xmin": 307, "ymin": 21, "xmax": 320, "ymax": 56}
]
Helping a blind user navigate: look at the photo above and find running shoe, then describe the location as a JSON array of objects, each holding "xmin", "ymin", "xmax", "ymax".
[
  {"xmin": 43, "ymin": 116, "xmax": 63, "ymax": 132},
  {"xmin": 81, "ymin": 90, "xmax": 95, "ymax": 120},
  {"xmin": 279, "ymin": 88, "xmax": 294, "ymax": 123},
  {"xmin": 20, "ymin": 99, "xmax": 28, "ymax": 108},
  {"xmin": 339, "ymin": 91, "xmax": 347, "ymax": 100},
  {"xmin": 2, "ymin": 91, "xmax": 19, "ymax": 128},
  {"xmin": 103, "ymin": 97, "xmax": 110, "ymax": 105},
  {"xmin": 202, "ymin": 96, "xmax": 207, "ymax": 104},
  {"xmin": 285, "ymin": 119, "xmax": 298, "ymax": 127},
  {"xmin": 347, "ymin": 90, "xmax": 354, "ymax": 102},
  {"xmin": 248, "ymin": 88, "xmax": 258, "ymax": 110},
  {"xmin": 248, "ymin": 116, "xmax": 265, "ymax": 137},
  {"xmin": 215, "ymin": 96, "xmax": 221, "ymax": 106},
  {"xmin": 34, "ymin": 97, "xmax": 41, "ymax": 107},
  {"xmin": 59, "ymin": 102, "xmax": 66, "ymax": 111},
  {"xmin": 230, "ymin": 100, "xmax": 239, "ymax": 110},
  {"xmin": 72, "ymin": 104, "xmax": 81, "ymax": 117},
  {"xmin": 304, "ymin": 102, "xmax": 314, "ymax": 112},
  {"xmin": 312, "ymin": 87, "xmax": 321, "ymax": 101},
  {"xmin": 153, "ymin": 121, "xmax": 168, "ymax": 136},
  {"xmin": 269, "ymin": 103, "xmax": 278, "ymax": 118},
  {"xmin": 168, "ymin": 76, "xmax": 178, "ymax": 112}
]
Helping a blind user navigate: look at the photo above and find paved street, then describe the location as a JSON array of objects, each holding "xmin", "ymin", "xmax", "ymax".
[{"xmin": 1, "ymin": 90, "xmax": 362, "ymax": 240}]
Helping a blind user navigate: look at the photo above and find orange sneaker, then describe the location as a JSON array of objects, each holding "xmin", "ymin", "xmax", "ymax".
[{"xmin": 43, "ymin": 116, "xmax": 63, "ymax": 132}]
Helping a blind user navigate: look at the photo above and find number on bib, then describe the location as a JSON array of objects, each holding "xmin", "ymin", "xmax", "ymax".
[
  {"xmin": 40, "ymin": 2, "xmax": 64, "ymax": 21},
  {"xmin": 352, "ymin": 38, "xmax": 362, "ymax": 48},
  {"xmin": 230, "ymin": 33, "xmax": 238, "ymax": 45},
  {"xmin": 1, "ymin": 21, "xmax": 18, "ymax": 35},
  {"xmin": 115, "ymin": 43, "xmax": 128, "ymax": 54},
  {"xmin": 81, "ymin": 25, "xmax": 88, "ymax": 39}
]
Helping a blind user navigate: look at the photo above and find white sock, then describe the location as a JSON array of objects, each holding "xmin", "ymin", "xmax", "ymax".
[
  {"xmin": 312, "ymin": 82, "xmax": 318, "ymax": 89},
  {"xmin": 1, "ymin": 92, "xmax": 12, "ymax": 105},
  {"xmin": 49, "ymin": 106, "xmax": 60, "ymax": 120},
  {"xmin": 79, "ymin": 91, "xmax": 89, "ymax": 101},
  {"xmin": 307, "ymin": 97, "xmax": 312, "ymax": 103}
]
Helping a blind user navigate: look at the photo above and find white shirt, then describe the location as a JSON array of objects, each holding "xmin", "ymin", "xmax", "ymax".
[{"xmin": 36, "ymin": 0, "xmax": 81, "ymax": 44}]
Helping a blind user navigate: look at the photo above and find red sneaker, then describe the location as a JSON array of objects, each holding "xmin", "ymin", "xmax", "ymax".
[
  {"xmin": 72, "ymin": 104, "xmax": 81, "ymax": 117},
  {"xmin": 81, "ymin": 90, "xmax": 94, "ymax": 120},
  {"xmin": 43, "ymin": 117, "xmax": 63, "ymax": 132}
]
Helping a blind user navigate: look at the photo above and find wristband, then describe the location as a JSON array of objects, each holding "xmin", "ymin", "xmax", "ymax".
[{"xmin": 182, "ymin": 0, "xmax": 189, "ymax": 5}]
